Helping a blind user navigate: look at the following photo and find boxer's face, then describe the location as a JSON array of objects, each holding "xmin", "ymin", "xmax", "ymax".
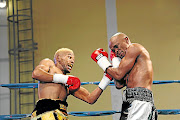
[
  {"xmin": 57, "ymin": 51, "xmax": 75, "ymax": 74},
  {"xmin": 109, "ymin": 34, "xmax": 129, "ymax": 59}
]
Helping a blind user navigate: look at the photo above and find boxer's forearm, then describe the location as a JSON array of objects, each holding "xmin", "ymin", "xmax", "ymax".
[
  {"xmin": 106, "ymin": 67, "xmax": 124, "ymax": 80},
  {"xmin": 73, "ymin": 87, "xmax": 103, "ymax": 104},
  {"xmin": 87, "ymin": 87, "xmax": 103, "ymax": 104}
]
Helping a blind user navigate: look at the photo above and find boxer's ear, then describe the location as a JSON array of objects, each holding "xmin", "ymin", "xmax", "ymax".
[
  {"xmin": 125, "ymin": 37, "xmax": 129, "ymax": 43},
  {"xmin": 54, "ymin": 58, "xmax": 56, "ymax": 64},
  {"xmin": 56, "ymin": 55, "xmax": 61, "ymax": 62},
  {"xmin": 125, "ymin": 37, "xmax": 128, "ymax": 40}
]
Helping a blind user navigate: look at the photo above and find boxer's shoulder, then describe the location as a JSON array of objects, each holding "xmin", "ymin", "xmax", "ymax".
[{"xmin": 39, "ymin": 58, "xmax": 55, "ymax": 66}]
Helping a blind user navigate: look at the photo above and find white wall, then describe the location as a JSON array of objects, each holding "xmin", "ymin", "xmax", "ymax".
[{"xmin": 0, "ymin": 8, "xmax": 10, "ymax": 115}]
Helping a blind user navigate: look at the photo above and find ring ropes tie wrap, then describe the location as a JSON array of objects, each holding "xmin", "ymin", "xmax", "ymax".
[
  {"xmin": 1, "ymin": 80, "xmax": 180, "ymax": 89},
  {"xmin": 0, "ymin": 109, "xmax": 180, "ymax": 119}
]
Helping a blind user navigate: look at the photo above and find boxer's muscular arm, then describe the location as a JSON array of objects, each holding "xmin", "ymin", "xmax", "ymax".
[
  {"xmin": 71, "ymin": 72, "xmax": 112, "ymax": 103},
  {"xmin": 114, "ymin": 73, "xmax": 128, "ymax": 89},
  {"xmin": 107, "ymin": 44, "xmax": 141, "ymax": 80},
  {"xmin": 32, "ymin": 58, "xmax": 55, "ymax": 82},
  {"xmin": 72, "ymin": 86, "xmax": 103, "ymax": 104}
]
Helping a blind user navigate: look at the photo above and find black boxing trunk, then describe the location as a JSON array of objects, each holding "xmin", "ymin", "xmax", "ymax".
[{"xmin": 32, "ymin": 99, "xmax": 68, "ymax": 116}]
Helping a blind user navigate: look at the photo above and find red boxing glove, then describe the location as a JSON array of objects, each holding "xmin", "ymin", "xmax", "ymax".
[
  {"xmin": 110, "ymin": 50, "xmax": 116, "ymax": 61},
  {"xmin": 53, "ymin": 74, "xmax": 81, "ymax": 92},
  {"xmin": 91, "ymin": 48, "xmax": 108, "ymax": 62},
  {"xmin": 91, "ymin": 48, "xmax": 112, "ymax": 71},
  {"xmin": 67, "ymin": 76, "xmax": 81, "ymax": 92}
]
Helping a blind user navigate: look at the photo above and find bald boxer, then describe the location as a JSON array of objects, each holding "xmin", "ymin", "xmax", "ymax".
[
  {"xmin": 91, "ymin": 32, "xmax": 158, "ymax": 120},
  {"xmin": 31, "ymin": 48, "xmax": 112, "ymax": 120}
]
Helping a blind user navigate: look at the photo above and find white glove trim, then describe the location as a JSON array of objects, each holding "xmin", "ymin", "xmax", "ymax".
[
  {"xmin": 112, "ymin": 57, "xmax": 121, "ymax": 68},
  {"xmin": 98, "ymin": 74, "xmax": 111, "ymax": 90},
  {"xmin": 53, "ymin": 74, "xmax": 68, "ymax": 84},
  {"xmin": 97, "ymin": 56, "xmax": 111, "ymax": 71}
]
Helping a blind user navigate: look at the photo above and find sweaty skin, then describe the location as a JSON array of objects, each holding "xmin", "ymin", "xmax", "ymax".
[
  {"xmin": 32, "ymin": 50, "xmax": 103, "ymax": 104},
  {"xmin": 108, "ymin": 33, "xmax": 153, "ymax": 90}
]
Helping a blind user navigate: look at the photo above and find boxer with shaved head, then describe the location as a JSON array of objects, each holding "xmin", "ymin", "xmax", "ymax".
[{"xmin": 91, "ymin": 32, "xmax": 158, "ymax": 120}]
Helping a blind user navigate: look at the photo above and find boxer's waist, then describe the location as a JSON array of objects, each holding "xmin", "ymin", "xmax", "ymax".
[
  {"xmin": 32, "ymin": 99, "xmax": 68, "ymax": 116},
  {"xmin": 123, "ymin": 87, "xmax": 154, "ymax": 103}
]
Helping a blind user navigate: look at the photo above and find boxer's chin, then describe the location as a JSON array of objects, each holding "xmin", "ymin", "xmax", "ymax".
[{"xmin": 64, "ymin": 69, "xmax": 70, "ymax": 74}]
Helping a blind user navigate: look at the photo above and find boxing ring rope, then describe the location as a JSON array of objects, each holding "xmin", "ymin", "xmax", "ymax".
[
  {"xmin": 0, "ymin": 109, "xmax": 180, "ymax": 119},
  {"xmin": 1, "ymin": 80, "xmax": 180, "ymax": 89},
  {"xmin": 0, "ymin": 80, "xmax": 180, "ymax": 119}
]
